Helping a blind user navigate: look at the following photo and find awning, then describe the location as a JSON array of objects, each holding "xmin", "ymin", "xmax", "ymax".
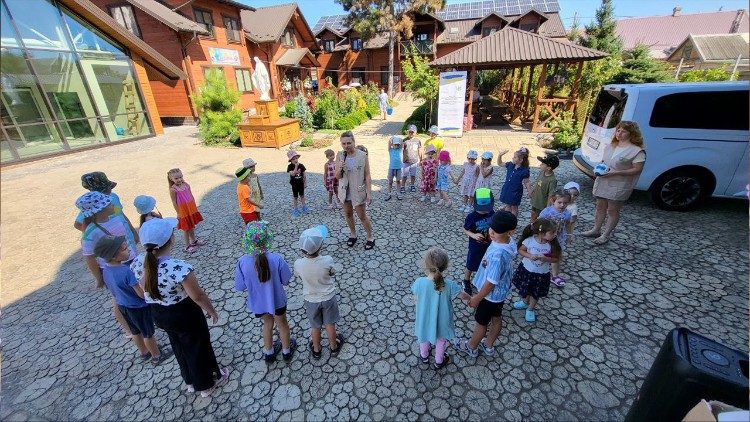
[{"xmin": 276, "ymin": 48, "xmax": 321, "ymax": 67}]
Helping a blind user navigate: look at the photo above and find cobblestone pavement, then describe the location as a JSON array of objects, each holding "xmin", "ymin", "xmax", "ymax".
[{"xmin": 2, "ymin": 98, "xmax": 748, "ymax": 421}]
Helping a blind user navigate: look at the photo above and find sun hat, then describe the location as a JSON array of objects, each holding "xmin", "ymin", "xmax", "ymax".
[
  {"xmin": 76, "ymin": 191, "xmax": 112, "ymax": 218},
  {"xmin": 564, "ymin": 181, "xmax": 581, "ymax": 193},
  {"xmin": 139, "ymin": 217, "xmax": 177, "ymax": 248},
  {"xmin": 538, "ymin": 154, "xmax": 560, "ymax": 169},
  {"xmin": 94, "ymin": 235, "xmax": 126, "ymax": 262},
  {"xmin": 428, "ymin": 125, "xmax": 439, "ymax": 135},
  {"xmin": 287, "ymin": 150, "xmax": 300, "ymax": 161},
  {"xmin": 242, "ymin": 158, "xmax": 257, "ymax": 168},
  {"xmin": 243, "ymin": 220, "xmax": 274, "ymax": 256},
  {"xmin": 133, "ymin": 195, "xmax": 156, "ymax": 215},
  {"xmin": 473, "ymin": 188, "xmax": 494, "ymax": 212},
  {"xmin": 438, "ymin": 150, "xmax": 451, "ymax": 162},
  {"xmin": 81, "ymin": 172, "xmax": 116, "ymax": 193},
  {"xmin": 391, "ymin": 136, "xmax": 402, "ymax": 145},
  {"xmin": 467, "ymin": 150, "xmax": 478, "ymax": 159},
  {"xmin": 489, "ymin": 210, "xmax": 517, "ymax": 233},
  {"xmin": 407, "ymin": 124, "xmax": 417, "ymax": 133},
  {"xmin": 299, "ymin": 225, "xmax": 329, "ymax": 255},
  {"xmin": 425, "ymin": 144, "xmax": 437, "ymax": 154},
  {"xmin": 235, "ymin": 167, "xmax": 251, "ymax": 181},
  {"xmin": 481, "ymin": 151, "xmax": 493, "ymax": 160}
]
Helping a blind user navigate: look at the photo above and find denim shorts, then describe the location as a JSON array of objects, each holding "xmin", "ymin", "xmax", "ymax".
[
  {"xmin": 304, "ymin": 296, "xmax": 340, "ymax": 329},
  {"xmin": 387, "ymin": 168, "xmax": 401, "ymax": 179},
  {"xmin": 119, "ymin": 305, "xmax": 155, "ymax": 338}
]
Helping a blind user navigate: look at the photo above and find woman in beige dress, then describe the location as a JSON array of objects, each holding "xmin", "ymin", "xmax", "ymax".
[
  {"xmin": 335, "ymin": 131, "xmax": 375, "ymax": 250},
  {"xmin": 583, "ymin": 121, "xmax": 646, "ymax": 245}
]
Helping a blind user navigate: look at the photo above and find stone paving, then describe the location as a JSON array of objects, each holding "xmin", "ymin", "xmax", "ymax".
[{"xmin": 1, "ymin": 98, "xmax": 748, "ymax": 421}]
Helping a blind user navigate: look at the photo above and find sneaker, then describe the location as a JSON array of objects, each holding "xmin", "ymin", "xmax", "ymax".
[
  {"xmin": 384, "ymin": 193, "xmax": 392, "ymax": 201},
  {"xmin": 410, "ymin": 185, "xmax": 416, "ymax": 193},
  {"xmin": 430, "ymin": 197, "xmax": 437, "ymax": 203},
  {"xmin": 291, "ymin": 208, "xmax": 301, "ymax": 218},
  {"xmin": 419, "ymin": 195, "xmax": 427, "ymax": 202},
  {"xmin": 525, "ymin": 308, "xmax": 536, "ymax": 323},
  {"xmin": 478, "ymin": 340, "xmax": 495, "ymax": 357},
  {"xmin": 512, "ymin": 300, "xmax": 528, "ymax": 310},
  {"xmin": 302, "ymin": 205, "xmax": 310, "ymax": 215},
  {"xmin": 263, "ymin": 340, "xmax": 282, "ymax": 363},
  {"xmin": 282, "ymin": 339, "xmax": 297, "ymax": 362},
  {"xmin": 433, "ymin": 354, "xmax": 451, "ymax": 370},
  {"xmin": 436, "ymin": 199, "xmax": 445, "ymax": 206},
  {"xmin": 400, "ymin": 186, "xmax": 406, "ymax": 194},
  {"xmin": 551, "ymin": 276, "xmax": 566, "ymax": 287},
  {"xmin": 454, "ymin": 340, "xmax": 478, "ymax": 359},
  {"xmin": 396, "ymin": 194, "xmax": 403, "ymax": 200},
  {"xmin": 200, "ymin": 367, "xmax": 231, "ymax": 397}
]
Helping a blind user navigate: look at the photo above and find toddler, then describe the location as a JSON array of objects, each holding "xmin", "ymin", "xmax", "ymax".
[
  {"xmin": 563, "ymin": 181, "xmax": 580, "ymax": 244},
  {"xmin": 385, "ymin": 136, "xmax": 403, "ymax": 201},
  {"xmin": 435, "ymin": 150, "xmax": 453, "ymax": 207},
  {"xmin": 454, "ymin": 150, "xmax": 479, "ymax": 213},
  {"xmin": 424, "ymin": 125, "xmax": 444, "ymax": 153},
  {"xmin": 134, "ymin": 195, "xmax": 162, "ymax": 226},
  {"xmin": 287, "ymin": 151, "xmax": 308, "ymax": 217},
  {"xmin": 323, "ymin": 150, "xmax": 341, "ymax": 209},
  {"xmin": 401, "ymin": 124, "xmax": 422, "ymax": 194},
  {"xmin": 419, "ymin": 144, "xmax": 438, "ymax": 203},
  {"xmin": 243, "ymin": 158, "xmax": 265, "ymax": 219},
  {"xmin": 236, "ymin": 167, "xmax": 263, "ymax": 225},
  {"xmin": 167, "ymin": 168, "xmax": 205, "ymax": 253},
  {"xmin": 530, "ymin": 155, "xmax": 559, "ymax": 222},
  {"xmin": 497, "ymin": 147, "xmax": 531, "ymax": 216},
  {"xmin": 511, "ymin": 218, "xmax": 560, "ymax": 323},
  {"xmin": 474, "ymin": 151, "xmax": 494, "ymax": 190},
  {"xmin": 539, "ymin": 190, "xmax": 573, "ymax": 287},
  {"xmin": 462, "ymin": 188, "xmax": 496, "ymax": 294}
]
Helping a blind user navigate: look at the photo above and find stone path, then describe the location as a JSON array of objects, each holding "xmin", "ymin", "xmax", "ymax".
[{"xmin": 1, "ymin": 98, "xmax": 748, "ymax": 421}]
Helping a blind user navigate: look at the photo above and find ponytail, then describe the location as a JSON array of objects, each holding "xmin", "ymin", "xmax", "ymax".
[
  {"xmin": 423, "ymin": 247, "xmax": 449, "ymax": 292},
  {"xmin": 143, "ymin": 244, "xmax": 162, "ymax": 301},
  {"xmin": 255, "ymin": 252, "xmax": 271, "ymax": 283},
  {"xmin": 433, "ymin": 270, "xmax": 445, "ymax": 293},
  {"xmin": 517, "ymin": 223, "xmax": 535, "ymax": 249}
]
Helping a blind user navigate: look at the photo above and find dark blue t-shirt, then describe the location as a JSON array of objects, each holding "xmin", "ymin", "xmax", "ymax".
[
  {"xmin": 102, "ymin": 264, "xmax": 147, "ymax": 308},
  {"xmin": 464, "ymin": 210, "xmax": 495, "ymax": 255}
]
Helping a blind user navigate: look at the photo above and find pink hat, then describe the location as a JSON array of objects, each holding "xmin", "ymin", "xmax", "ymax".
[
  {"xmin": 438, "ymin": 150, "xmax": 450, "ymax": 161},
  {"xmin": 287, "ymin": 150, "xmax": 300, "ymax": 161}
]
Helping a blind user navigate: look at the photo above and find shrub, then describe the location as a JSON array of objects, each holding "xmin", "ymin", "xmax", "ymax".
[
  {"xmin": 291, "ymin": 94, "xmax": 313, "ymax": 131},
  {"xmin": 548, "ymin": 111, "xmax": 583, "ymax": 150},
  {"xmin": 198, "ymin": 109, "xmax": 242, "ymax": 146},
  {"xmin": 313, "ymin": 89, "xmax": 343, "ymax": 129},
  {"xmin": 679, "ymin": 68, "xmax": 733, "ymax": 82},
  {"xmin": 300, "ymin": 135, "xmax": 314, "ymax": 147},
  {"xmin": 281, "ymin": 99, "xmax": 297, "ymax": 118},
  {"xmin": 192, "ymin": 68, "xmax": 241, "ymax": 145},
  {"xmin": 402, "ymin": 102, "xmax": 437, "ymax": 133}
]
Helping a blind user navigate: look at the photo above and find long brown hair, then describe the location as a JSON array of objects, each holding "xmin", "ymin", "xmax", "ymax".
[
  {"xmin": 611, "ymin": 121, "xmax": 645, "ymax": 148},
  {"xmin": 143, "ymin": 237, "xmax": 172, "ymax": 301},
  {"xmin": 517, "ymin": 218, "xmax": 561, "ymax": 258},
  {"xmin": 255, "ymin": 252, "xmax": 271, "ymax": 283},
  {"xmin": 424, "ymin": 247, "xmax": 449, "ymax": 292}
]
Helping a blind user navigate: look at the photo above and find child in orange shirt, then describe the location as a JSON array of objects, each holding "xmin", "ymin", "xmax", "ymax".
[{"xmin": 236, "ymin": 167, "xmax": 263, "ymax": 225}]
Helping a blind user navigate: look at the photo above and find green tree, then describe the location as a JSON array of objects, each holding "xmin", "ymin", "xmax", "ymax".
[
  {"xmin": 337, "ymin": 0, "xmax": 445, "ymax": 97},
  {"xmin": 192, "ymin": 69, "xmax": 242, "ymax": 145},
  {"xmin": 609, "ymin": 44, "xmax": 674, "ymax": 84},
  {"xmin": 401, "ymin": 47, "xmax": 439, "ymax": 126},
  {"xmin": 679, "ymin": 68, "xmax": 733, "ymax": 82}
]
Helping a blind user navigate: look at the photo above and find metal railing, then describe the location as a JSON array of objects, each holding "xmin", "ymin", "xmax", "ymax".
[{"xmin": 400, "ymin": 40, "xmax": 434, "ymax": 55}]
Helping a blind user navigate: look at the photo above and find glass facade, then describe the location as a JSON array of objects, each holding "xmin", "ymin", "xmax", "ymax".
[{"xmin": 0, "ymin": 0, "xmax": 152, "ymax": 163}]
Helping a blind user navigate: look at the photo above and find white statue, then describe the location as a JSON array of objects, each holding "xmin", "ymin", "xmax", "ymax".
[{"xmin": 251, "ymin": 57, "xmax": 272, "ymax": 101}]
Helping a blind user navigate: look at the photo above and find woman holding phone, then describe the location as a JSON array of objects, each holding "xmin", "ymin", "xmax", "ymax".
[{"xmin": 335, "ymin": 131, "xmax": 375, "ymax": 250}]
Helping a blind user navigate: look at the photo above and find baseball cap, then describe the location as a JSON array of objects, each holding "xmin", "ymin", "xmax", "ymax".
[
  {"xmin": 94, "ymin": 235, "xmax": 126, "ymax": 262},
  {"xmin": 481, "ymin": 151, "xmax": 493, "ymax": 160},
  {"xmin": 76, "ymin": 191, "xmax": 112, "ymax": 217},
  {"xmin": 243, "ymin": 158, "xmax": 257, "ymax": 168},
  {"xmin": 299, "ymin": 225, "xmax": 329, "ymax": 255},
  {"xmin": 428, "ymin": 125, "xmax": 439, "ymax": 134},
  {"xmin": 235, "ymin": 167, "xmax": 251, "ymax": 181},
  {"xmin": 407, "ymin": 124, "xmax": 417, "ymax": 133},
  {"xmin": 81, "ymin": 172, "xmax": 116, "ymax": 193},
  {"xmin": 563, "ymin": 181, "xmax": 581, "ymax": 193},
  {"xmin": 473, "ymin": 188, "xmax": 494, "ymax": 212},
  {"xmin": 537, "ymin": 154, "xmax": 560, "ymax": 169},
  {"xmin": 489, "ymin": 211, "xmax": 517, "ymax": 234},
  {"xmin": 139, "ymin": 217, "xmax": 178, "ymax": 248},
  {"xmin": 467, "ymin": 150, "xmax": 478, "ymax": 159},
  {"xmin": 133, "ymin": 195, "xmax": 156, "ymax": 215},
  {"xmin": 391, "ymin": 136, "xmax": 402, "ymax": 145},
  {"xmin": 425, "ymin": 144, "xmax": 437, "ymax": 153}
]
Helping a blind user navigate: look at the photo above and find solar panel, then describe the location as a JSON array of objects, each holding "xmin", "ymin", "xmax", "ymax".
[{"xmin": 437, "ymin": 0, "xmax": 559, "ymax": 21}]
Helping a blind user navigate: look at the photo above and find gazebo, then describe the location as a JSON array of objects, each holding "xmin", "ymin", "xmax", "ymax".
[{"xmin": 430, "ymin": 27, "xmax": 608, "ymax": 132}]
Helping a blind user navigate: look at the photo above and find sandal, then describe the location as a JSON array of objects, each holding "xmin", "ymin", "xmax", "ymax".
[
  {"xmin": 346, "ymin": 237, "xmax": 358, "ymax": 247},
  {"xmin": 364, "ymin": 240, "xmax": 375, "ymax": 250},
  {"xmin": 593, "ymin": 235, "xmax": 610, "ymax": 245},
  {"xmin": 184, "ymin": 245, "xmax": 197, "ymax": 253},
  {"xmin": 551, "ymin": 276, "xmax": 566, "ymax": 287},
  {"xmin": 309, "ymin": 341, "xmax": 322, "ymax": 360},
  {"xmin": 151, "ymin": 348, "xmax": 174, "ymax": 365},
  {"xmin": 582, "ymin": 230, "xmax": 601, "ymax": 238},
  {"xmin": 433, "ymin": 354, "xmax": 451, "ymax": 370},
  {"xmin": 193, "ymin": 238, "xmax": 207, "ymax": 246},
  {"xmin": 200, "ymin": 366, "xmax": 231, "ymax": 398},
  {"xmin": 330, "ymin": 334, "xmax": 345, "ymax": 357}
]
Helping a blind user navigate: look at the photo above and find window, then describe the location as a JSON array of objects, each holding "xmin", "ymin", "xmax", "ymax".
[
  {"xmin": 415, "ymin": 33, "xmax": 428, "ymax": 42},
  {"xmin": 235, "ymin": 69, "xmax": 252, "ymax": 92},
  {"xmin": 324, "ymin": 70, "xmax": 337, "ymax": 86},
  {"xmin": 223, "ymin": 16, "xmax": 241, "ymax": 42},
  {"xmin": 323, "ymin": 39, "xmax": 335, "ymax": 53},
  {"xmin": 519, "ymin": 23, "xmax": 538, "ymax": 32},
  {"xmin": 282, "ymin": 27, "xmax": 295, "ymax": 47},
  {"xmin": 193, "ymin": 8, "xmax": 214, "ymax": 37},
  {"xmin": 482, "ymin": 26, "xmax": 499, "ymax": 37},
  {"xmin": 351, "ymin": 67, "xmax": 365, "ymax": 84},
  {"xmin": 589, "ymin": 89, "xmax": 627, "ymax": 129},
  {"xmin": 109, "ymin": 5, "xmax": 141, "ymax": 37},
  {"xmin": 650, "ymin": 91, "xmax": 749, "ymax": 131},
  {"xmin": 351, "ymin": 38, "xmax": 362, "ymax": 51}
]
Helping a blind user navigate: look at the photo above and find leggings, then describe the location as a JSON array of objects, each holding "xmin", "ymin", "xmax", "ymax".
[{"xmin": 420, "ymin": 338, "xmax": 448, "ymax": 363}]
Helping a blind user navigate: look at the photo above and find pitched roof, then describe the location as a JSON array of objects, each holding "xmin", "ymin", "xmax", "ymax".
[
  {"xmin": 126, "ymin": 0, "xmax": 208, "ymax": 34},
  {"xmin": 213, "ymin": 0, "xmax": 254, "ymax": 10},
  {"xmin": 669, "ymin": 33, "xmax": 750, "ymax": 61},
  {"xmin": 436, "ymin": 12, "xmax": 565, "ymax": 45},
  {"xmin": 431, "ymin": 27, "xmax": 607, "ymax": 68},
  {"xmin": 276, "ymin": 48, "xmax": 321, "ymax": 67},
  {"xmin": 242, "ymin": 3, "xmax": 310, "ymax": 43},
  {"xmin": 616, "ymin": 10, "xmax": 749, "ymax": 58}
]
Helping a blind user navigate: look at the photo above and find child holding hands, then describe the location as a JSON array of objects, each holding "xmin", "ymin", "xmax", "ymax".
[
  {"xmin": 511, "ymin": 218, "xmax": 560, "ymax": 322},
  {"xmin": 323, "ymin": 150, "xmax": 341, "ymax": 209},
  {"xmin": 497, "ymin": 147, "xmax": 531, "ymax": 216}
]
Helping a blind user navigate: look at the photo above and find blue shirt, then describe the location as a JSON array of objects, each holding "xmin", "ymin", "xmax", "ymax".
[
  {"xmin": 539, "ymin": 206, "xmax": 573, "ymax": 246},
  {"xmin": 464, "ymin": 210, "xmax": 495, "ymax": 252},
  {"xmin": 388, "ymin": 147, "xmax": 402, "ymax": 169},
  {"xmin": 472, "ymin": 241, "xmax": 517, "ymax": 303},
  {"xmin": 411, "ymin": 277, "xmax": 462, "ymax": 344},
  {"xmin": 102, "ymin": 263, "xmax": 147, "ymax": 308},
  {"xmin": 235, "ymin": 252, "xmax": 292, "ymax": 315},
  {"xmin": 499, "ymin": 162, "xmax": 530, "ymax": 205}
]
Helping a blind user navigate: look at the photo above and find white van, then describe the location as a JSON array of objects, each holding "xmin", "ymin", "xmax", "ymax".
[{"xmin": 573, "ymin": 81, "xmax": 749, "ymax": 211}]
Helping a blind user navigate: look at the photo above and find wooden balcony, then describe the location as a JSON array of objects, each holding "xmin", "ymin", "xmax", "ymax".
[{"xmin": 400, "ymin": 40, "xmax": 434, "ymax": 55}]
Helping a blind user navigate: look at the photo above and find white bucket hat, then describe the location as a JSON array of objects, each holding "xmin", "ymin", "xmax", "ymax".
[{"xmin": 139, "ymin": 218, "xmax": 178, "ymax": 248}]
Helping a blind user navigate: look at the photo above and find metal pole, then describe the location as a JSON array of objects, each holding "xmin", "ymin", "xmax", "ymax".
[{"xmin": 730, "ymin": 55, "xmax": 741, "ymax": 80}]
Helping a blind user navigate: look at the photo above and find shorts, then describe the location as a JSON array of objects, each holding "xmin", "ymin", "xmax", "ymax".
[
  {"xmin": 255, "ymin": 306, "xmax": 287, "ymax": 318},
  {"xmin": 304, "ymin": 296, "xmax": 340, "ymax": 329},
  {"xmin": 401, "ymin": 163, "xmax": 418, "ymax": 178},
  {"xmin": 474, "ymin": 299, "xmax": 503, "ymax": 326},
  {"xmin": 240, "ymin": 212, "xmax": 259, "ymax": 224},
  {"xmin": 291, "ymin": 181, "xmax": 305, "ymax": 198},
  {"xmin": 119, "ymin": 305, "xmax": 155, "ymax": 338},
  {"xmin": 387, "ymin": 168, "xmax": 401, "ymax": 180}
]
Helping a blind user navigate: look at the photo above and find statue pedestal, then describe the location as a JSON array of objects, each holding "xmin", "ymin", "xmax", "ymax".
[{"xmin": 238, "ymin": 100, "xmax": 301, "ymax": 149}]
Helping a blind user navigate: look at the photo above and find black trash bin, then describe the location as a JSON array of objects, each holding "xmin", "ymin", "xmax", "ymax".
[{"xmin": 625, "ymin": 328, "xmax": 749, "ymax": 421}]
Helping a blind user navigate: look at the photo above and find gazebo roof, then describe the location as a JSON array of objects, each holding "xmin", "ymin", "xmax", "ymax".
[{"xmin": 430, "ymin": 27, "xmax": 607, "ymax": 68}]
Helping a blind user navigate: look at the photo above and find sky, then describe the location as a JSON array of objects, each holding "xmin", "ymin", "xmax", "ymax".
[{"xmin": 237, "ymin": 0, "xmax": 748, "ymax": 29}]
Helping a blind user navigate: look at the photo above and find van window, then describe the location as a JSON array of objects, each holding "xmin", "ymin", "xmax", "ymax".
[
  {"xmin": 650, "ymin": 91, "xmax": 749, "ymax": 131},
  {"xmin": 589, "ymin": 89, "xmax": 627, "ymax": 129}
]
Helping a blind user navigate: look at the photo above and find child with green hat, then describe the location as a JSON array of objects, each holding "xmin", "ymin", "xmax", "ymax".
[{"xmin": 236, "ymin": 167, "xmax": 263, "ymax": 225}]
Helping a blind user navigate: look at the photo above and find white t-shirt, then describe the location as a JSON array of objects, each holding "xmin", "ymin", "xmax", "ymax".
[
  {"xmin": 521, "ymin": 236, "xmax": 552, "ymax": 274},
  {"xmin": 294, "ymin": 255, "xmax": 336, "ymax": 303},
  {"xmin": 567, "ymin": 202, "xmax": 578, "ymax": 217},
  {"xmin": 130, "ymin": 254, "xmax": 193, "ymax": 306},
  {"xmin": 378, "ymin": 93, "xmax": 388, "ymax": 107}
]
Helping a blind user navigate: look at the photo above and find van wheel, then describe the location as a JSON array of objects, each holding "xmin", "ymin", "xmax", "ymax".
[{"xmin": 649, "ymin": 169, "xmax": 711, "ymax": 211}]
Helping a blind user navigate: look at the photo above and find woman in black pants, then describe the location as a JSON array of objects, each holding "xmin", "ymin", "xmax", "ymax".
[{"xmin": 131, "ymin": 218, "xmax": 229, "ymax": 397}]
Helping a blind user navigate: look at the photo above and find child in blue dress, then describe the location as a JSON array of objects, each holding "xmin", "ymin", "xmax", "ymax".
[
  {"xmin": 436, "ymin": 150, "xmax": 453, "ymax": 207},
  {"xmin": 497, "ymin": 147, "xmax": 531, "ymax": 216},
  {"xmin": 412, "ymin": 247, "xmax": 469, "ymax": 369},
  {"xmin": 539, "ymin": 190, "xmax": 573, "ymax": 287}
]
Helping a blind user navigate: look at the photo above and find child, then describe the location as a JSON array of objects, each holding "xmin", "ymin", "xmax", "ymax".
[
  {"xmin": 530, "ymin": 155, "xmax": 559, "ymax": 222},
  {"xmin": 236, "ymin": 167, "xmax": 263, "ymax": 225},
  {"xmin": 243, "ymin": 158, "xmax": 264, "ymax": 218},
  {"xmin": 134, "ymin": 195, "xmax": 162, "ymax": 226},
  {"xmin": 454, "ymin": 150, "xmax": 479, "ymax": 213},
  {"xmin": 435, "ymin": 150, "xmax": 453, "ymax": 207},
  {"xmin": 563, "ymin": 181, "xmax": 580, "ymax": 244},
  {"xmin": 167, "ymin": 168, "xmax": 205, "ymax": 253},
  {"xmin": 424, "ymin": 125, "xmax": 444, "ymax": 153},
  {"xmin": 511, "ymin": 218, "xmax": 560, "ymax": 323},
  {"xmin": 455, "ymin": 211, "xmax": 518, "ymax": 359},
  {"xmin": 401, "ymin": 124, "xmax": 422, "ymax": 194},
  {"xmin": 294, "ymin": 225, "xmax": 345, "ymax": 360},
  {"xmin": 287, "ymin": 151, "xmax": 308, "ymax": 217},
  {"xmin": 474, "ymin": 151, "xmax": 494, "ymax": 190},
  {"xmin": 462, "ymin": 188, "xmax": 496, "ymax": 295},
  {"xmin": 420, "ymin": 144, "xmax": 438, "ymax": 203},
  {"xmin": 74, "ymin": 171, "xmax": 138, "ymax": 247},
  {"xmin": 497, "ymin": 147, "xmax": 531, "ymax": 216},
  {"xmin": 94, "ymin": 235, "xmax": 172, "ymax": 364},
  {"xmin": 539, "ymin": 190, "xmax": 573, "ymax": 287},
  {"xmin": 412, "ymin": 247, "xmax": 469, "ymax": 369},
  {"xmin": 385, "ymin": 136, "xmax": 403, "ymax": 201},
  {"xmin": 235, "ymin": 221, "xmax": 297, "ymax": 363},
  {"xmin": 323, "ymin": 150, "xmax": 341, "ymax": 209}
]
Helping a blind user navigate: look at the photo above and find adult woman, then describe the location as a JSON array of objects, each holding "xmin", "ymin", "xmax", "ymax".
[
  {"xmin": 583, "ymin": 121, "xmax": 646, "ymax": 245},
  {"xmin": 335, "ymin": 131, "xmax": 375, "ymax": 250},
  {"xmin": 131, "ymin": 218, "xmax": 229, "ymax": 397}
]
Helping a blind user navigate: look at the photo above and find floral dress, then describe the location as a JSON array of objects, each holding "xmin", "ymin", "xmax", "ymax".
[
  {"xmin": 420, "ymin": 158, "xmax": 438, "ymax": 193},
  {"xmin": 459, "ymin": 162, "xmax": 479, "ymax": 196},
  {"xmin": 474, "ymin": 165, "xmax": 493, "ymax": 190},
  {"xmin": 324, "ymin": 161, "xmax": 338, "ymax": 193}
]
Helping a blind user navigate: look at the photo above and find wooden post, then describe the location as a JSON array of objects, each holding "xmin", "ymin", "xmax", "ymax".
[
  {"xmin": 568, "ymin": 61, "xmax": 585, "ymax": 114},
  {"xmin": 467, "ymin": 66, "xmax": 476, "ymax": 128},
  {"xmin": 531, "ymin": 62, "xmax": 548, "ymax": 132},
  {"xmin": 675, "ymin": 57, "xmax": 684, "ymax": 78},
  {"xmin": 524, "ymin": 64, "xmax": 536, "ymax": 117}
]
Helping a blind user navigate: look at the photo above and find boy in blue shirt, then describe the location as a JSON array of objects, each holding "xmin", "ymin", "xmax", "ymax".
[
  {"xmin": 456, "ymin": 211, "xmax": 518, "ymax": 359},
  {"xmin": 385, "ymin": 136, "xmax": 403, "ymax": 201}
]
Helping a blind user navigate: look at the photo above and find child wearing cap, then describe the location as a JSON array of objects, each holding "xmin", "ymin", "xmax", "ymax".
[
  {"xmin": 236, "ymin": 167, "xmax": 263, "ymax": 225},
  {"xmin": 454, "ymin": 150, "xmax": 479, "ymax": 213},
  {"xmin": 235, "ymin": 221, "xmax": 297, "ymax": 363},
  {"xmin": 133, "ymin": 195, "xmax": 162, "ymax": 226},
  {"xmin": 497, "ymin": 148, "xmax": 531, "ymax": 216},
  {"xmin": 243, "ymin": 158, "xmax": 264, "ymax": 218},
  {"xmin": 436, "ymin": 150, "xmax": 453, "ymax": 207},
  {"xmin": 74, "ymin": 171, "xmax": 138, "ymax": 247},
  {"xmin": 530, "ymin": 155, "xmax": 559, "ymax": 223},
  {"xmin": 424, "ymin": 125, "xmax": 444, "ymax": 154},
  {"xmin": 420, "ymin": 144, "xmax": 439, "ymax": 203},
  {"xmin": 455, "ymin": 211, "xmax": 518, "ymax": 359},
  {"xmin": 474, "ymin": 151, "xmax": 494, "ymax": 190},
  {"xmin": 294, "ymin": 225, "xmax": 344, "ymax": 360},
  {"xmin": 287, "ymin": 151, "xmax": 308, "ymax": 217},
  {"xmin": 462, "ymin": 188, "xmax": 497, "ymax": 294},
  {"xmin": 94, "ymin": 235, "xmax": 172, "ymax": 364},
  {"xmin": 385, "ymin": 136, "xmax": 403, "ymax": 201},
  {"xmin": 401, "ymin": 124, "xmax": 422, "ymax": 194},
  {"xmin": 323, "ymin": 150, "xmax": 341, "ymax": 209}
]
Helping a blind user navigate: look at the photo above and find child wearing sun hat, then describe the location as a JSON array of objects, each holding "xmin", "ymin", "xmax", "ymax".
[
  {"xmin": 287, "ymin": 150, "xmax": 308, "ymax": 217},
  {"xmin": 236, "ymin": 167, "xmax": 263, "ymax": 225},
  {"xmin": 133, "ymin": 195, "xmax": 162, "ymax": 226},
  {"xmin": 242, "ymin": 158, "xmax": 264, "ymax": 218}
]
